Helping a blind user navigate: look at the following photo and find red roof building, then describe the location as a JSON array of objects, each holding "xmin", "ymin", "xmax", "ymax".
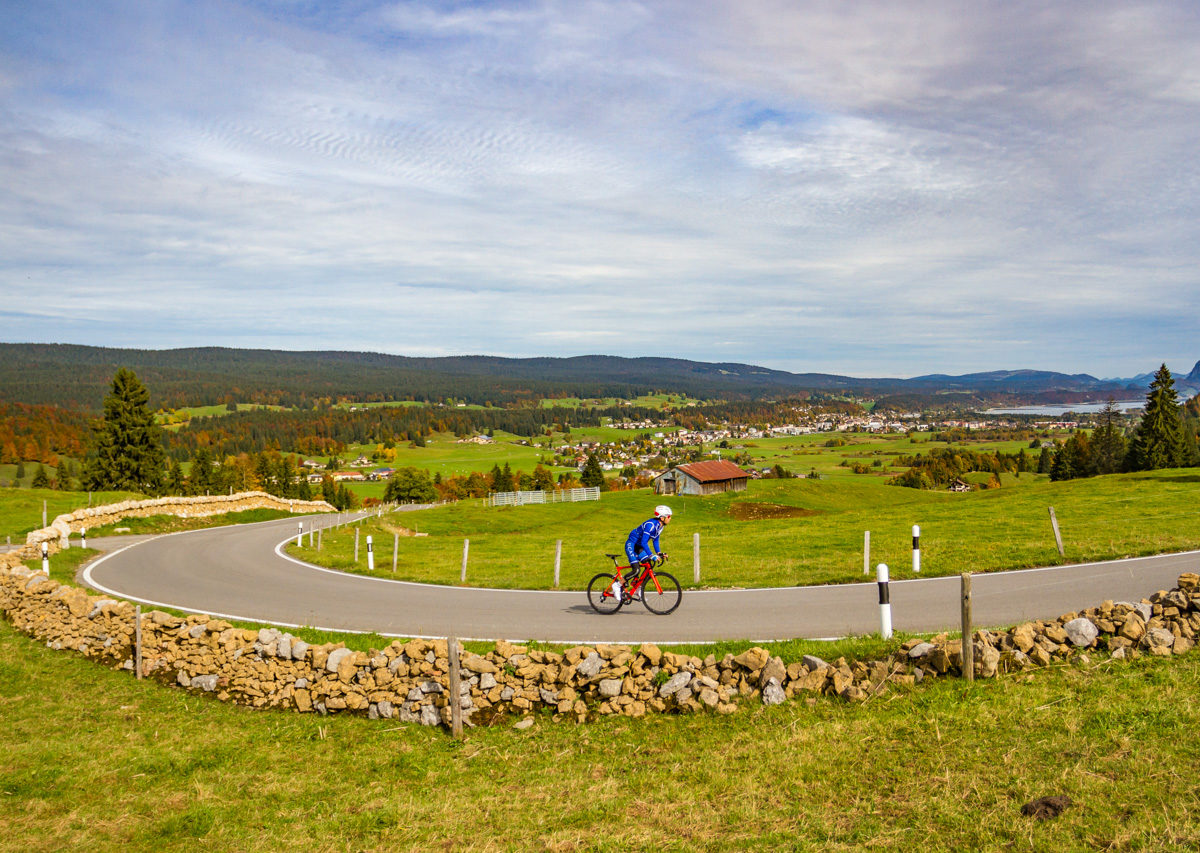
[{"xmin": 653, "ymin": 460, "xmax": 751, "ymax": 496}]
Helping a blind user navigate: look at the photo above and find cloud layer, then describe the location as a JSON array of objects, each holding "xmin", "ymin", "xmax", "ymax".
[{"xmin": 2, "ymin": 0, "xmax": 1198, "ymax": 377}]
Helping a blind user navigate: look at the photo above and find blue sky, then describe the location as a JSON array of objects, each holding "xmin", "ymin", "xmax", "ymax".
[{"xmin": 2, "ymin": 0, "xmax": 1198, "ymax": 379}]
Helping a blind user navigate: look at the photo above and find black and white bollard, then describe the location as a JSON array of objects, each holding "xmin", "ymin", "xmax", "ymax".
[
  {"xmin": 41, "ymin": 541, "xmax": 49, "ymax": 575},
  {"xmin": 877, "ymin": 563, "xmax": 892, "ymax": 639},
  {"xmin": 366, "ymin": 535, "xmax": 374, "ymax": 571},
  {"xmin": 297, "ymin": 521, "xmax": 304, "ymax": 547},
  {"xmin": 912, "ymin": 524, "xmax": 921, "ymax": 574},
  {"xmin": 81, "ymin": 528, "xmax": 87, "ymax": 549}
]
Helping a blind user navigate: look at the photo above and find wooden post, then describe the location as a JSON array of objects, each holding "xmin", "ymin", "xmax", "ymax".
[
  {"xmin": 393, "ymin": 532, "xmax": 399, "ymax": 573},
  {"xmin": 554, "ymin": 539, "xmax": 562, "ymax": 588},
  {"xmin": 135, "ymin": 605, "xmax": 143, "ymax": 680},
  {"xmin": 693, "ymin": 532, "xmax": 700, "ymax": 585},
  {"xmin": 447, "ymin": 636, "xmax": 463, "ymax": 739},
  {"xmin": 461, "ymin": 539, "xmax": 469, "ymax": 583},
  {"xmin": 1048, "ymin": 506, "xmax": 1064, "ymax": 556},
  {"xmin": 317, "ymin": 528, "xmax": 322, "ymax": 551},
  {"xmin": 961, "ymin": 573, "xmax": 974, "ymax": 682},
  {"xmin": 863, "ymin": 530, "xmax": 870, "ymax": 575}
]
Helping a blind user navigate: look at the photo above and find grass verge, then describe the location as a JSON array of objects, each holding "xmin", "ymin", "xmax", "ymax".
[{"xmin": 1, "ymin": 618, "xmax": 1198, "ymax": 851}]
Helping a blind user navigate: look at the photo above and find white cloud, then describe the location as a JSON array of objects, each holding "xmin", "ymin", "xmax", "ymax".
[{"xmin": 1, "ymin": 0, "xmax": 1199, "ymax": 377}]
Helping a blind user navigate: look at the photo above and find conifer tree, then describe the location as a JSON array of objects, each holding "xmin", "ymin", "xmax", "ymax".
[
  {"xmin": 580, "ymin": 452, "xmax": 605, "ymax": 488},
  {"xmin": 1127, "ymin": 364, "xmax": 1188, "ymax": 470},
  {"xmin": 1090, "ymin": 398, "xmax": 1127, "ymax": 475},
  {"xmin": 31, "ymin": 463, "xmax": 50, "ymax": 489},
  {"xmin": 83, "ymin": 368, "xmax": 165, "ymax": 493}
]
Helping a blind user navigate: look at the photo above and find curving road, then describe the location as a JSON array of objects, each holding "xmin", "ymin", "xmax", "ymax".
[{"xmin": 82, "ymin": 513, "xmax": 1200, "ymax": 644}]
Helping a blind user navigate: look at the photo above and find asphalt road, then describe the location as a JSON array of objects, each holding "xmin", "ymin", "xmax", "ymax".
[{"xmin": 81, "ymin": 513, "xmax": 1200, "ymax": 644}]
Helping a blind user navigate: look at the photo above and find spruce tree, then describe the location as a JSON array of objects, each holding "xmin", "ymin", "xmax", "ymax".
[
  {"xmin": 581, "ymin": 452, "xmax": 605, "ymax": 488},
  {"xmin": 31, "ymin": 463, "xmax": 50, "ymax": 489},
  {"xmin": 1127, "ymin": 364, "xmax": 1188, "ymax": 470},
  {"xmin": 83, "ymin": 368, "xmax": 165, "ymax": 493},
  {"xmin": 1090, "ymin": 398, "xmax": 1127, "ymax": 475}
]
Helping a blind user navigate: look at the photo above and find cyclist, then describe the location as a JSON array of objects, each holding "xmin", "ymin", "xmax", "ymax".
[{"xmin": 623, "ymin": 505, "xmax": 672, "ymax": 598}]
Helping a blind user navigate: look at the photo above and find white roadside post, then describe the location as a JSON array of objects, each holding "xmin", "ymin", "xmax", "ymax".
[
  {"xmin": 693, "ymin": 532, "xmax": 700, "ymax": 585},
  {"xmin": 461, "ymin": 539, "xmax": 469, "ymax": 583},
  {"xmin": 367, "ymin": 535, "xmax": 375, "ymax": 571},
  {"xmin": 554, "ymin": 539, "xmax": 562, "ymax": 588},
  {"xmin": 354, "ymin": 527, "xmax": 360, "ymax": 563},
  {"xmin": 877, "ymin": 563, "xmax": 892, "ymax": 639},
  {"xmin": 41, "ymin": 541, "xmax": 49, "ymax": 575},
  {"xmin": 393, "ymin": 532, "xmax": 399, "ymax": 573},
  {"xmin": 912, "ymin": 524, "xmax": 921, "ymax": 574},
  {"xmin": 297, "ymin": 521, "xmax": 304, "ymax": 547},
  {"xmin": 81, "ymin": 528, "xmax": 87, "ymax": 549},
  {"xmin": 863, "ymin": 530, "xmax": 870, "ymax": 575}
]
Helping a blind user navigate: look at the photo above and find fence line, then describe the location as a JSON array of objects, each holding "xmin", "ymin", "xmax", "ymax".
[{"xmin": 487, "ymin": 487, "xmax": 600, "ymax": 507}]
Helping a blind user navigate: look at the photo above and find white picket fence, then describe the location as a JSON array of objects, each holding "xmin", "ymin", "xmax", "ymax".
[{"xmin": 486, "ymin": 487, "xmax": 600, "ymax": 507}]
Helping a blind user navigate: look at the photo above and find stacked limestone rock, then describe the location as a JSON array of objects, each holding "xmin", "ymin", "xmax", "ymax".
[
  {"xmin": 15, "ymin": 491, "xmax": 335, "ymax": 557},
  {"xmin": 3, "ymin": 554, "xmax": 1198, "ymax": 729}
]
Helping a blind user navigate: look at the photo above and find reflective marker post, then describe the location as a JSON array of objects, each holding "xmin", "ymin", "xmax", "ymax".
[
  {"xmin": 297, "ymin": 521, "xmax": 304, "ymax": 547},
  {"xmin": 912, "ymin": 524, "xmax": 921, "ymax": 574},
  {"xmin": 41, "ymin": 541, "xmax": 49, "ymax": 575},
  {"xmin": 863, "ymin": 530, "xmax": 870, "ymax": 575},
  {"xmin": 367, "ymin": 535, "xmax": 374, "ymax": 571},
  {"xmin": 877, "ymin": 563, "xmax": 892, "ymax": 639},
  {"xmin": 81, "ymin": 528, "xmax": 87, "ymax": 549}
]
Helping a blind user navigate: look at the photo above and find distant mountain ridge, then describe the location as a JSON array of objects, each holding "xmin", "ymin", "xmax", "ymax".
[{"xmin": 0, "ymin": 343, "xmax": 1193, "ymax": 411}]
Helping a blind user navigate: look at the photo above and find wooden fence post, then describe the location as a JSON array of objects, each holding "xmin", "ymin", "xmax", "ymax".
[
  {"xmin": 135, "ymin": 605, "xmax": 143, "ymax": 680},
  {"xmin": 1048, "ymin": 507, "xmax": 1064, "ymax": 556},
  {"xmin": 961, "ymin": 573, "xmax": 974, "ymax": 682},
  {"xmin": 447, "ymin": 636, "xmax": 463, "ymax": 739}
]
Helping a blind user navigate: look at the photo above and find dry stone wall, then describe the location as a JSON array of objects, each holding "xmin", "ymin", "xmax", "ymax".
[
  {"xmin": 2, "ymin": 546, "xmax": 1197, "ymax": 729},
  {"xmin": 16, "ymin": 491, "xmax": 335, "ymax": 554}
]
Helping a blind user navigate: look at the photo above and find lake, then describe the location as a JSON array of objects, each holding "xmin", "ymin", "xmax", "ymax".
[{"xmin": 984, "ymin": 400, "xmax": 1144, "ymax": 416}]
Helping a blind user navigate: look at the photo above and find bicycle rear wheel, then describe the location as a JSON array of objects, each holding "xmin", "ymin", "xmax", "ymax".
[
  {"xmin": 587, "ymin": 572, "xmax": 624, "ymax": 615},
  {"xmin": 641, "ymin": 571, "xmax": 682, "ymax": 615}
]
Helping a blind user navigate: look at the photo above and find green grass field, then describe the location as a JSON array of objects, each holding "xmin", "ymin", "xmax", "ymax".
[
  {"xmin": 0, "ymin": 488, "xmax": 142, "ymax": 543},
  {"xmin": 2, "ymin": 617, "xmax": 1197, "ymax": 851},
  {"xmin": 292, "ymin": 468, "xmax": 1200, "ymax": 589}
]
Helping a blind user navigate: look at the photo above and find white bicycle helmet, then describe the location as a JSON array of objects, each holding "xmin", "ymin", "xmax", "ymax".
[{"xmin": 654, "ymin": 504, "xmax": 673, "ymax": 520}]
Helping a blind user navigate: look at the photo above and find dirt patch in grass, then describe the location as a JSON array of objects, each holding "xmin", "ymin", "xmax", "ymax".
[{"xmin": 728, "ymin": 502, "xmax": 821, "ymax": 521}]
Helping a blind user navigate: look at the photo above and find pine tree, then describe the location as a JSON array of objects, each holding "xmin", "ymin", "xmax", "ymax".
[
  {"xmin": 1090, "ymin": 398, "xmax": 1127, "ymax": 475},
  {"xmin": 31, "ymin": 463, "xmax": 50, "ymax": 489},
  {"xmin": 1127, "ymin": 364, "xmax": 1188, "ymax": 470},
  {"xmin": 83, "ymin": 368, "xmax": 165, "ymax": 493},
  {"xmin": 580, "ymin": 452, "xmax": 605, "ymax": 488}
]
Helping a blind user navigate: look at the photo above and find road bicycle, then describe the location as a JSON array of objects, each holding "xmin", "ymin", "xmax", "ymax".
[{"xmin": 586, "ymin": 553, "xmax": 683, "ymax": 615}]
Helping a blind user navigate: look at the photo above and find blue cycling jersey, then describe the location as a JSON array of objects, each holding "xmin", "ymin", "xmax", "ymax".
[{"xmin": 625, "ymin": 517, "xmax": 664, "ymax": 564}]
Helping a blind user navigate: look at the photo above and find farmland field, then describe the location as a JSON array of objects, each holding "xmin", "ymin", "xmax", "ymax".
[{"xmin": 293, "ymin": 468, "xmax": 1200, "ymax": 589}]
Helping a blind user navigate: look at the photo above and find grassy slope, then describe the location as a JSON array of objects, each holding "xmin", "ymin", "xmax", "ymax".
[
  {"xmin": 0, "ymin": 489, "xmax": 142, "ymax": 542},
  {"xmin": 1, "ymin": 619, "xmax": 1197, "ymax": 851},
  {"xmin": 295, "ymin": 469, "xmax": 1200, "ymax": 589}
]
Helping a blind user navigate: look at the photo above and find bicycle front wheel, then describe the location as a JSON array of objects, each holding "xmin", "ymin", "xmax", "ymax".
[
  {"xmin": 587, "ymin": 572, "xmax": 624, "ymax": 615},
  {"xmin": 641, "ymin": 571, "xmax": 682, "ymax": 615}
]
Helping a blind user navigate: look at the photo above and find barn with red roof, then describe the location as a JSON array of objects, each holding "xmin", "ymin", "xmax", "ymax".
[{"xmin": 653, "ymin": 460, "xmax": 751, "ymax": 496}]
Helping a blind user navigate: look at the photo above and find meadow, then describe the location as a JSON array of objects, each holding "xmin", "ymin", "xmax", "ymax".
[
  {"xmin": 293, "ymin": 468, "xmax": 1200, "ymax": 590},
  {"xmin": 2, "ymin": 616, "xmax": 1197, "ymax": 851}
]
